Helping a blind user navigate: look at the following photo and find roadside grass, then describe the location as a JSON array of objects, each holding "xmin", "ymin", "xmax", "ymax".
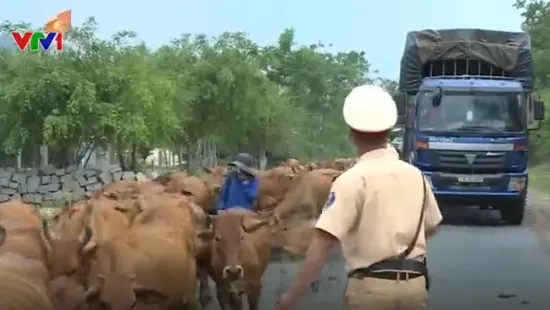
[{"xmin": 530, "ymin": 164, "xmax": 550, "ymax": 194}]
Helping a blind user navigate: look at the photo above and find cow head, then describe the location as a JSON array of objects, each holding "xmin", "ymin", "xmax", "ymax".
[
  {"xmin": 202, "ymin": 166, "xmax": 226, "ymax": 194},
  {"xmin": 111, "ymin": 199, "xmax": 143, "ymax": 223},
  {"xmin": 85, "ymin": 273, "xmax": 167, "ymax": 310},
  {"xmin": 199, "ymin": 212, "xmax": 274, "ymax": 284},
  {"xmin": 43, "ymin": 219, "xmax": 93, "ymax": 280}
]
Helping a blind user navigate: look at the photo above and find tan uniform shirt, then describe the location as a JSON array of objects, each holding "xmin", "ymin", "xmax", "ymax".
[{"xmin": 315, "ymin": 147, "xmax": 442, "ymax": 272}]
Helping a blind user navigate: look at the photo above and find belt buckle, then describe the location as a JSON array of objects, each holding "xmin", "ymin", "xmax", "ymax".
[{"xmin": 396, "ymin": 271, "xmax": 410, "ymax": 282}]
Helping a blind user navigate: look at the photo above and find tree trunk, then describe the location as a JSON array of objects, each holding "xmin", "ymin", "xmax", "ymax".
[
  {"xmin": 186, "ymin": 141, "xmax": 193, "ymax": 172},
  {"xmin": 16, "ymin": 150, "xmax": 22, "ymax": 171},
  {"xmin": 116, "ymin": 141, "xmax": 127, "ymax": 171},
  {"xmin": 179, "ymin": 146, "xmax": 184, "ymax": 169},
  {"xmin": 130, "ymin": 144, "xmax": 137, "ymax": 171},
  {"xmin": 107, "ymin": 144, "xmax": 114, "ymax": 165},
  {"xmin": 39, "ymin": 144, "xmax": 48, "ymax": 170},
  {"xmin": 258, "ymin": 144, "xmax": 267, "ymax": 170}
]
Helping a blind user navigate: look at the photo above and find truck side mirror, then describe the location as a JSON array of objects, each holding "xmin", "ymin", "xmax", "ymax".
[{"xmin": 533, "ymin": 100, "xmax": 545, "ymax": 121}]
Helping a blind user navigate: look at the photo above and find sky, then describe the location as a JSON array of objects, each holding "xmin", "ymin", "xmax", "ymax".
[{"xmin": 2, "ymin": 0, "xmax": 524, "ymax": 80}]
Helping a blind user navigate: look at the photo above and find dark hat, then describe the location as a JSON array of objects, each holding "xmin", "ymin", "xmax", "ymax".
[{"xmin": 229, "ymin": 153, "xmax": 256, "ymax": 175}]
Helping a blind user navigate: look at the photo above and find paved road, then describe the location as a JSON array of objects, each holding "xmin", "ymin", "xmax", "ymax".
[{"xmin": 206, "ymin": 201, "xmax": 550, "ymax": 310}]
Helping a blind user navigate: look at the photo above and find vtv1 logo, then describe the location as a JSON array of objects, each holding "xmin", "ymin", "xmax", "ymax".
[{"xmin": 11, "ymin": 32, "xmax": 64, "ymax": 52}]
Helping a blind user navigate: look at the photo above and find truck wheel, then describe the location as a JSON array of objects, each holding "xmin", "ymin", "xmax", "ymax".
[{"xmin": 500, "ymin": 198, "xmax": 525, "ymax": 225}]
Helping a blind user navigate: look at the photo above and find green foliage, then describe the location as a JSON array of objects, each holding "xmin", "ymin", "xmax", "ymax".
[
  {"xmin": 515, "ymin": 0, "xmax": 550, "ymax": 165},
  {"xmin": 0, "ymin": 20, "xmax": 383, "ymax": 167}
]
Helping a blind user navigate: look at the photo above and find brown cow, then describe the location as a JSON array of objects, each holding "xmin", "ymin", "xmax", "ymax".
[
  {"xmin": 153, "ymin": 170, "xmax": 188, "ymax": 185},
  {"xmin": 133, "ymin": 193, "xmax": 213, "ymax": 308},
  {"xmin": 44, "ymin": 197, "xmax": 131, "ymax": 285},
  {"xmin": 164, "ymin": 167, "xmax": 225, "ymax": 214},
  {"xmin": 0, "ymin": 223, "xmax": 55, "ymax": 310},
  {"xmin": 0, "ymin": 201, "xmax": 49, "ymax": 262},
  {"xmin": 84, "ymin": 202, "xmax": 201, "ymax": 310},
  {"xmin": 255, "ymin": 166, "xmax": 296, "ymax": 212},
  {"xmin": 49, "ymin": 201, "xmax": 90, "ymax": 236},
  {"xmin": 101, "ymin": 179, "xmax": 165, "ymax": 201},
  {"xmin": 0, "ymin": 200, "xmax": 42, "ymax": 227},
  {"xmin": 200, "ymin": 208, "xmax": 276, "ymax": 310},
  {"xmin": 273, "ymin": 168, "xmax": 341, "ymax": 222},
  {"xmin": 283, "ymin": 158, "xmax": 304, "ymax": 173}
]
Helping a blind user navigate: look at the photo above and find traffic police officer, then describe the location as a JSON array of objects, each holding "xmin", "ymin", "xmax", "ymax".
[{"xmin": 275, "ymin": 85, "xmax": 443, "ymax": 310}]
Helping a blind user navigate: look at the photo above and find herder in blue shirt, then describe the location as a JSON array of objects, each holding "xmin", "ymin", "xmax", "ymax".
[{"xmin": 217, "ymin": 153, "xmax": 260, "ymax": 213}]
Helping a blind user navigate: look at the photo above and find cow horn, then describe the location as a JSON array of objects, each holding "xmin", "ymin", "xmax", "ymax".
[
  {"xmin": 242, "ymin": 215, "xmax": 269, "ymax": 233},
  {"xmin": 42, "ymin": 219, "xmax": 52, "ymax": 242},
  {"xmin": 84, "ymin": 286, "xmax": 99, "ymax": 301},
  {"xmin": 79, "ymin": 226, "xmax": 92, "ymax": 247},
  {"xmin": 0, "ymin": 225, "xmax": 6, "ymax": 247}
]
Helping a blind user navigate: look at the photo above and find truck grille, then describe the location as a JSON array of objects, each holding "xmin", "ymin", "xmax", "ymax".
[{"xmin": 432, "ymin": 150, "xmax": 508, "ymax": 173}]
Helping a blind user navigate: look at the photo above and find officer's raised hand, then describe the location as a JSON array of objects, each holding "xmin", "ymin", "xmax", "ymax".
[{"xmin": 275, "ymin": 292, "xmax": 300, "ymax": 310}]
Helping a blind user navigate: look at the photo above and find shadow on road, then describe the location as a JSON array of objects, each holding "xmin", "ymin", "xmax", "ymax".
[{"xmin": 441, "ymin": 207, "xmax": 507, "ymax": 227}]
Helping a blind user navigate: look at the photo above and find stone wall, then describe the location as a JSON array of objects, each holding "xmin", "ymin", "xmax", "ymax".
[{"xmin": 0, "ymin": 165, "xmax": 148, "ymax": 205}]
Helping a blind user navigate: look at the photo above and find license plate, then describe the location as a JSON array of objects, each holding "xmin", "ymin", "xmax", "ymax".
[{"xmin": 458, "ymin": 175, "xmax": 484, "ymax": 183}]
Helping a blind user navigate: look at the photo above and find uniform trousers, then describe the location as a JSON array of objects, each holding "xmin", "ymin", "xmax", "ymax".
[{"xmin": 343, "ymin": 276, "xmax": 427, "ymax": 310}]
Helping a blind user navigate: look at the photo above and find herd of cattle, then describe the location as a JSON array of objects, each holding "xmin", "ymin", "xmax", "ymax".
[{"xmin": 0, "ymin": 158, "xmax": 355, "ymax": 310}]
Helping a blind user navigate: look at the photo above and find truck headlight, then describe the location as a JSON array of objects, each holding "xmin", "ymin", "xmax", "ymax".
[{"xmin": 508, "ymin": 177, "xmax": 526, "ymax": 191}]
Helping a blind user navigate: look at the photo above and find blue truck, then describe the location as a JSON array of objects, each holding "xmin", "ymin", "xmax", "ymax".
[{"xmin": 398, "ymin": 29, "xmax": 545, "ymax": 225}]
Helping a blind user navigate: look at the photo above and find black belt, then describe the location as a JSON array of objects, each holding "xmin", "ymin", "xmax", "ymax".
[
  {"xmin": 350, "ymin": 271, "xmax": 423, "ymax": 280},
  {"xmin": 348, "ymin": 258, "xmax": 430, "ymax": 290}
]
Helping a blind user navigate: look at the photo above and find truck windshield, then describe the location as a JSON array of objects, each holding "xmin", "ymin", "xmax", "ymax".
[{"xmin": 417, "ymin": 91, "xmax": 524, "ymax": 133}]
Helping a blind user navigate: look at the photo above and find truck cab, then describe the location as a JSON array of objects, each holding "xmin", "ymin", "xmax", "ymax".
[
  {"xmin": 399, "ymin": 29, "xmax": 545, "ymax": 225},
  {"xmin": 410, "ymin": 77, "xmax": 531, "ymax": 222}
]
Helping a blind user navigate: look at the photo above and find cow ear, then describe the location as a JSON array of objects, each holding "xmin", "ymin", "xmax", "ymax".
[
  {"xmin": 106, "ymin": 192, "xmax": 121, "ymax": 200},
  {"xmin": 83, "ymin": 239, "xmax": 97, "ymax": 254},
  {"xmin": 202, "ymin": 167, "xmax": 214, "ymax": 174},
  {"xmin": 267, "ymin": 213, "xmax": 280, "ymax": 228},
  {"xmin": 0, "ymin": 225, "xmax": 6, "ymax": 247},
  {"xmin": 242, "ymin": 215, "xmax": 269, "ymax": 233}
]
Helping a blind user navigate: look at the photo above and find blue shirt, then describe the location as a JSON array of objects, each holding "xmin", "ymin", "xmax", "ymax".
[{"xmin": 217, "ymin": 173, "xmax": 259, "ymax": 211}]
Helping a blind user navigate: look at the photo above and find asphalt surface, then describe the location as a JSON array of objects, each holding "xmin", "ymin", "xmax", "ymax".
[{"xmin": 206, "ymin": 194, "xmax": 550, "ymax": 310}]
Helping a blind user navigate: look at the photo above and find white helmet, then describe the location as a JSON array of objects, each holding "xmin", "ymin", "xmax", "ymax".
[{"xmin": 343, "ymin": 85, "xmax": 397, "ymax": 132}]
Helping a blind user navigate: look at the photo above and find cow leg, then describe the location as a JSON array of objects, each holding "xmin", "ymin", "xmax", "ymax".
[
  {"xmin": 197, "ymin": 267, "xmax": 212, "ymax": 308},
  {"xmin": 216, "ymin": 283, "xmax": 232, "ymax": 310},
  {"xmin": 228, "ymin": 293, "xmax": 243, "ymax": 310},
  {"xmin": 246, "ymin": 284, "xmax": 261, "ymax": 310}
]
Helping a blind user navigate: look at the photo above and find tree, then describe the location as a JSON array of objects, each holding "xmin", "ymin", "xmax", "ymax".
[
  {"xmin": 515, "ymin": 0, "xmax": 550, "ymax": 163},
  {"xmin": 0, "ymin": 18, "xmax": 376, "ymax": 170}
]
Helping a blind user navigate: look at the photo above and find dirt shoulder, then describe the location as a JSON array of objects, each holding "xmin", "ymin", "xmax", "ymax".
[{"xmin": 526, "ymin": 187, "xmax": 550, "ymax": 246}]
